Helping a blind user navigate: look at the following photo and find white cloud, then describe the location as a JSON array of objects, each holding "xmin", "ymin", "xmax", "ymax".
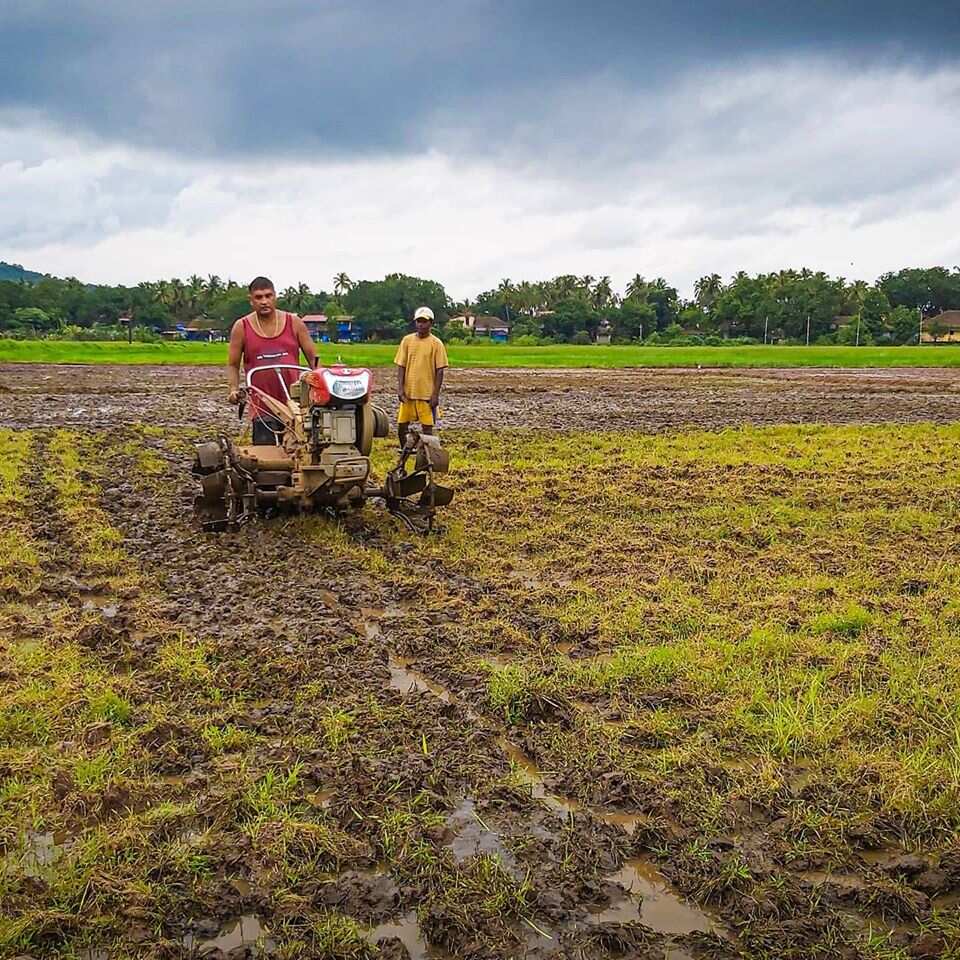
[{"xmin": 4, "ymin": 59, "xmax": 960, "ymax": 298}]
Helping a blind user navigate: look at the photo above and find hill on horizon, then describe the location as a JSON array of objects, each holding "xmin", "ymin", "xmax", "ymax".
[{"xmin": 0, "ymin": 261, "xmax": 48, "ymax": 283}]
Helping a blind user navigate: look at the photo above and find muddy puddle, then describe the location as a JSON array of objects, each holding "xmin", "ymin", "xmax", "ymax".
[
  {"xmin": 183, "ymin": 914, "xmax": 274, "ymax": 955},
  {"xmin": 81, "ymin": 596, "xmax": 120, "ymax": 619},
  {"xmin": 592, "ymin": 858, "xmax": 718, "ymax": 935},
  {"xmin": 306, "ymin": 788, "xmax": 335, "ymax": 809},
  {"xmin": 21, "ymin": 830, "xmax": 64, "ymax": 876},
  {"xmin": 445, "ymin": 797, "xmax": 517, "ymax": 868},
  {"xmin": 387, "ymin": 653, "xmax": 457, "ymax": 703},
  {"xmin": 498, "ymin": 737, "xmax": 644, "ymax": 835},
  {"xmin": 368, "ymin": 910, "xmax": 452, "ymax": 959}
]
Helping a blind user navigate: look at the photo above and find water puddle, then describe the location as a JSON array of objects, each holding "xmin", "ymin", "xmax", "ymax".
[
  {"xmin": 362, "ymin": 602, "xmax": 407, "ymax": 642},
  {"xmin": 184, "ymin": 915, "xmax": 274, "ymax": 955},
  {"xmin": 231, "ymin": 877, "xmax": 253, "ymax": 896},
  {"xmin": 597, "ymin": 810, "xmax": 645, "ymax": 834},
  {"xmin": 860, "ymin": 846, "xmax": 904, "ymax": 866},
  {"xmin": 499, "ymin": 737, "xmax": 580, "ymax": 816},
  {"xmin": 445, "ymin": 798, "xmax": 518, "ymax": 871},
  {"xmin": 799, "ymin": 869, "xmax": 868, "ymax": 890},
  {"xmin": 591, "ymin": 858, "xmax": 718, "ymax": 935},
  {"xmin": 306, "ymin": 789, "xmax": 335, "ymax": 809},
  {"xmin": 81, "ymin": 594, "xmax": 120, "ymax": 619},
  {"xmin": 388, "ymin": 654, "xmax": 455, "ymax": 703},
  {"xmin": 367, "ymin": 910, "xmax": 452, "ymax": 959},
  {"xmin": 498, "ymin": 737, "xmax": 643, "ymax": 834},
  {"xmin": 22, "ymin": 830, "xmax": 64, "ymax": 876}
]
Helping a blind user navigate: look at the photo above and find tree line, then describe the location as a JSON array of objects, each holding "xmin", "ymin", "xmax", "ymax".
[{"xmin": 1, "ymin": 262, "xmax": 958, "ymax": 344}]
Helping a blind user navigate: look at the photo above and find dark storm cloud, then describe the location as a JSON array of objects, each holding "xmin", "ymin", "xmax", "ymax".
[{"xmin": 2, "ymin": 0, "xmax": 959, "ymax": 159}]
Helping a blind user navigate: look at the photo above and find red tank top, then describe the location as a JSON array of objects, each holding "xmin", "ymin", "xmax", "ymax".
[{"xmin": 242, "ymin": 312, "xmax": 302, "ymax": 417}]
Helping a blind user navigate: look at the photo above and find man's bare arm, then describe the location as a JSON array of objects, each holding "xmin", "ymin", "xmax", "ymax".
[
  {"xmin": 397, "ymin": 365, "xmax": 407, "ymax": 402},
  {"xmin": 292, "ymin": 315, "xmax": 318, "ymax": 368},
  {"xmin": 227, "ymin": 320, "xmax": 245, "ymax": 402},
  {"xmin": 431, "ymin": 366, "xmax": 445, "ymax": 408}
]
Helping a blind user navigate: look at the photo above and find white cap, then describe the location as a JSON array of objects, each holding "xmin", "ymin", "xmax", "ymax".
[{"xmin": 413, "ymin": 306, "xmax": 434, "ymax": 321}]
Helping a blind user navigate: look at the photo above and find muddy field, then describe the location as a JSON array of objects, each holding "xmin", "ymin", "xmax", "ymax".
[
  {"xmin": 2, "ymin": 363, "xmax": 960, "ymax": 433},
  {"xmin": 2, "ymin": 366, "xmax": 960, "ymax": 960}
]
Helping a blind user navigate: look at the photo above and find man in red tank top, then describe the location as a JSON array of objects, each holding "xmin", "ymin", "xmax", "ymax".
[{"xmin": 227, "ymin": 276, "xmax": 319, "ymax": 444}]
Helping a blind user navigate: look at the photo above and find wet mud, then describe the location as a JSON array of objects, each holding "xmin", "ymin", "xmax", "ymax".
[
  {"xmin": 3, "ymin": 362, "xmax": 960, "ymax": 432},
  {"xmin": 2, "ymin": 381, "xmax": 960, "ymax": 958}
]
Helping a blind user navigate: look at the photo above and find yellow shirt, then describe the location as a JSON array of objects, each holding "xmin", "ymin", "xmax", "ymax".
[{"xmin": 394, "ymin": 333, "xmax": 448, "ymax": 400}]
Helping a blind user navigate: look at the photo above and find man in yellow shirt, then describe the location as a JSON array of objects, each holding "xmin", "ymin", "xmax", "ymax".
[{"xmin": 395, "ymin": 306, "xmax": 449, "ymax": 444}]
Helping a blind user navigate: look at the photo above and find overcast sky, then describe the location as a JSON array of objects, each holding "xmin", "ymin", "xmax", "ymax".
[{"xmin": 3, "ymin": 1, "xmax": 960, "ymax": 298}]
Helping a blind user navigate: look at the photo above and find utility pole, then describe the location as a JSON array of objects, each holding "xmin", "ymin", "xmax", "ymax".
[
  {"xmin": 918, "ymin": 307, "xmax": 923, "ymax": 344},
  {"xmin": 806, "ymin": 314, "xmax": 811, "ymax": 346},
  {"xmin": 855, "ymin": 312, "xmax": 861, "ymax": 347},
  {"xmin": 763, "ymin": 315, "xmax": 769, "ymax": 345}
]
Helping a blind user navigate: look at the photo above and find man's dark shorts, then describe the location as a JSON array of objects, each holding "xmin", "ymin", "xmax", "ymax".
[{"xmin": 252, "ymin": 414, "xmax": 285, "ymax": 445}]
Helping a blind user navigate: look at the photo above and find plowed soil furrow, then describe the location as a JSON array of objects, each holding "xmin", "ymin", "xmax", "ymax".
[
  {"xmin": 2, "ymin": 363, "xmax": 960, "ymax": 432},
  {"xmin": 85, "ymin": 431, "xmax": 741, "ymax": 959}
]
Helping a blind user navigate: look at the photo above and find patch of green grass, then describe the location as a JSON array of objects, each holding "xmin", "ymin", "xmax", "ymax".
[
  {"xmin": 381, "ymin": 421, "xmax": 960, "ymax": 846},
  {"xmin": 72, "ymin": 749, "xmax": 114, "ymax": 791},
  {"xmin": 5, "ymin": 339, "xmax": 960, "ymax": 367},
  {"xmin": 291, "ymin": 912, "xmax": 376, "ymax": 959},
  {"xmin": 45, "ymin": 430, "xmax": 128, "ymax": 577},
  {"xmin": 319, "ymin": 707, "xmax": 355, "ymax": 748},
  {"xmin": 241, "ymin": 764, "xmax": 304, "ymax": 821},
  {"xmin": 86, "ymin": 689, "xmax": 133, "ymax": 726},
  {"xmin": 117, "ymin": 437, "xmax": 165, "ymax": 478},
  {"xmin": 158, "ymin": 631, "xmax": 212, "ymax": 684},
  {"xmin": 0, "ymin": 431, "xmax": 40, "ymax": 595},
  {"xmin": 201, "ymin": 723, "xmax": 253, "ymax": 753}
]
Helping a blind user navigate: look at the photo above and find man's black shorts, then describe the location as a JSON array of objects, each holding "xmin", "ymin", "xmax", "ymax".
[{"xmin": 252, "ymin": 414, "xmax": 285, "ymax": 445}]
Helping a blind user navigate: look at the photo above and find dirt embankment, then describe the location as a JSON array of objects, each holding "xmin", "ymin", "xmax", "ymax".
[{"xmin": 2, "ymin": 363, "xmax": 960, "ymax": 432}]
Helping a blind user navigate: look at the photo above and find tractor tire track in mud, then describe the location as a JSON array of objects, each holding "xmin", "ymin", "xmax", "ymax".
[{"xmin": 89, "ymin": 430, "xmax": 743, "ymax": 959}]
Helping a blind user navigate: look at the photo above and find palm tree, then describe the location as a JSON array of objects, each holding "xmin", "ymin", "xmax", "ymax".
[
  {"xmin": 694, "ymin": 273, "xmax": 724, "ymax": 312},
  {"xmin": 333, "ymin": 273, "xmax": 353, "ymax": 298},
  {"xmin": 592, "ymin": 276, "xmax": 613, "ymax": 309},
  {"xmin": 554, "ymin": 275, "xmax": 579, "ymax": 298},
  {"xmin": 625, "ymin": 274, "xmax": 648, "ymax": 301},
  {"xmin": 187, "ymin": 274, "xmax": 206, "ymax": 316}
]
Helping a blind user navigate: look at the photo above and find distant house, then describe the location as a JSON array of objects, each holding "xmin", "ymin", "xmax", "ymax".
[
  {"xmin": 922, "ymin": 310, "xmax": 960, "ymax": 343},
  {"xmin": 301, "ymin": 314, "xmax": 329, "ymax": 342},
  {"xmin": 166, "ymin": 317, "xmax": 227, "ymax": 342},
  {"xmin": 830, "ymin": 315, "xmax": 857, "ymax": 333},
  {"xmin": 451, "ymin": 313, "xmax": 511, "ymax": 342},
  {"xmin": 333, "ymin": 315, "xmax": 362, "ymax": 342},
  {"xmin": 595, "ymin": 319, "xmax": 612, "ymax": 345}
]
